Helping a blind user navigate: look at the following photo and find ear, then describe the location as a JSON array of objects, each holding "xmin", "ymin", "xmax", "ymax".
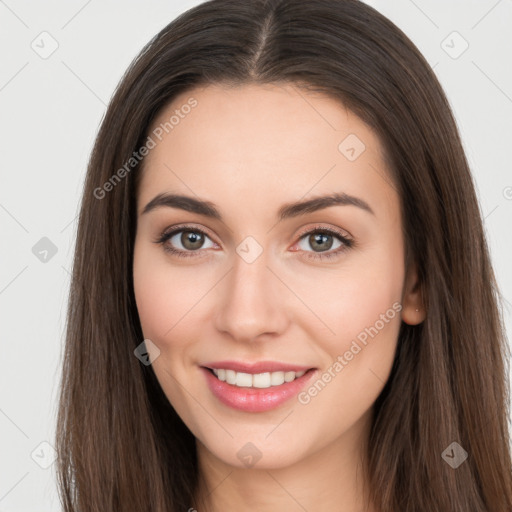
[{"xmin": 401, "ymin": 261, "xmax": 426, "ymax": 325}]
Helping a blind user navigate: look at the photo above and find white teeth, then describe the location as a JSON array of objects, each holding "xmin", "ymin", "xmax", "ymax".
[
  {"xmin": 253, "ymin": 372, "xmax": 271, "ymax": 388},
  {"xmin": 284, "ymin": 371, "xmax": 295, "ymax": 382},
  {"xmin": 225, "ymin": 369, "xmax": 236, "ymax": 385},
  {"xmin": 270, "ymin": 371, "xmax": 285, "ymax": 386},
  {"xmin": 211, "ymin": 368, "xmax": 308, "ymax": 388},
  {"xmin": 235, "ymin": 372, "xmax": 253, "ymax": 387}
]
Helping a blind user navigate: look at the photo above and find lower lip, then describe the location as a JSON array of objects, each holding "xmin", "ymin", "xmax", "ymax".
[{"xmin": 201, "ymin": 367, "xmax": 317, "ymax": 412}]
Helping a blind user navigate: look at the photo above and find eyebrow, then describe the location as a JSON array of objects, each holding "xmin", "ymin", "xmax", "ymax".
[{"xmin": 140, "ymin": 191, "xmax": 375, "ymax": 220}]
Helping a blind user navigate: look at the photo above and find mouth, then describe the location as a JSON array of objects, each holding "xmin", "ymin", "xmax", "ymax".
[
  {"xmin": 203, "ymin": 367, "xmax": 311, "ymax": 388},
  {"xmin": 200, "ymin": 363, "xmax": 318, "ymax": 412}
]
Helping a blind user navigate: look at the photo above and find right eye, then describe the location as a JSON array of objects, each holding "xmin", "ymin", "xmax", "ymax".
[{"xmin": 154, "ymin": 225, "xmax": 217, "ymax": 258}]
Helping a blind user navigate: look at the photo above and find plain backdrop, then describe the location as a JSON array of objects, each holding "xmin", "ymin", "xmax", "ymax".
[{"xmin": 1, "ymin": 0, "xmax": 511, "ymax": 510}]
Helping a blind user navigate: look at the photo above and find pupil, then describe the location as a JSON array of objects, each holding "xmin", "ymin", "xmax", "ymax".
[
  {"xmin": 310, "ymin": 233, "xmax": 332, "ymax": 251},
  {"xmin": 182, "ymin": 231, "xmax": 204, "ymax": 250}
]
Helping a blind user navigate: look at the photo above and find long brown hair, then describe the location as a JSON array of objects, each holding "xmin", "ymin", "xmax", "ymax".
[{"xmin": 55, "ymin": 0, "xmax": 512, "ymax": 510}]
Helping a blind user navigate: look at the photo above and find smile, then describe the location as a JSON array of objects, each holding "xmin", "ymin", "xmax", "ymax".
[
  {"xmin": 201, "ymin": 365, "xmax": 317, "ymax": 412},
  {"xmin": 210, "ymin": 368, "xmax": 306, "ymax": 388}
]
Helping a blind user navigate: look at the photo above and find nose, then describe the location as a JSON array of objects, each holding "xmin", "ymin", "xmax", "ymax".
[{"xmin": 213, "ymin": 248, "xmax": 289, "ymax": 343}]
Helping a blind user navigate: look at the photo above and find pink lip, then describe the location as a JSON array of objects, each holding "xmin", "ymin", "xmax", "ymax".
[
  {"xmin": 201, "ymin": 366, "xmax": 318, "ymax": 413},
  {"xmin": 202, "ymin": 360, "xmax": 313, "ymax": 374}
]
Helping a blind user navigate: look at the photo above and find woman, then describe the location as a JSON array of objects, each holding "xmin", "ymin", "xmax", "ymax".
[{"xmin": 56, "ymin": 0, "xmax": 512, "ymax": 510}]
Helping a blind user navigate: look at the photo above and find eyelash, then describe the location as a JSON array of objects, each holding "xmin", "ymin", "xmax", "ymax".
[{"xmin": 153, "ymin": 224, "xmax": 354, "ymax": 261}]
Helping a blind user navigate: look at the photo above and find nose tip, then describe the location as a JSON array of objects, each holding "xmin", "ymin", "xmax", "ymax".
[{"xmin": 213, "ymin": 254, "xmax": 288, "ymax": 343}]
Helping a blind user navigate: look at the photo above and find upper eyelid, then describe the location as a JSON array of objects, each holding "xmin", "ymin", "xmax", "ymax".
[
  {"xmin": 159, "ymin": 223, "xmax": 217, "ymax": 242},
  {"xmin": 159, "ymin": 223, "xmax": 352, "ymax": 248},
  {"xmin": 295, "ymin": 224, "xmax": 352, "ymax": 240}
]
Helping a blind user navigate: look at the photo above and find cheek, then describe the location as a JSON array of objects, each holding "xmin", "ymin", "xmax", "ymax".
[
  {"xmin": 294, "ymin": 279, "xmax": 402, "ymax": 441},
  {"xmin": 132, "ymin": 244, "xmax": 199, "ymax": 403},
  {"xmin": 335, "ymin": 228, "xmax": 404, "ymax": 335},
  {"xmin": 292, "ymin": 238, "xmax": 404, "ymax": 348},
  {"xmin": 133, "ymin": 243, "xmax": 206, "ymax": 343},
  {"xmin": 293, "ymin": 235, "xmax": 404, "ymax": 404},
  {"xmin": 133, "ymin": 256, "xmax": 172, "ymax": 341}
]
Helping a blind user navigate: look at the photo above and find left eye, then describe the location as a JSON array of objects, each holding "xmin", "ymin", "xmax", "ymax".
[{"xmin": 297, "ymin": 231, "xmax": 343, "ymax": 253}]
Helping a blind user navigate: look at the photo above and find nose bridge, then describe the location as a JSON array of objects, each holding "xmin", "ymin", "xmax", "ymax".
[{"xmin": 214, "ymin": 243, "xmax": 287, "ymax": 342}]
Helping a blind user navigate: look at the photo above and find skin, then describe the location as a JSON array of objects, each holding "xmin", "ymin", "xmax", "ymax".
[{"xmin": 133, "ymin": 82, "xmax": 425, "ymax": 511}]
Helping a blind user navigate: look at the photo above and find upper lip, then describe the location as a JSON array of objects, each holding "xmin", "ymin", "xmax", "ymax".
[{"xmin": 202, "ymin": 360, "xmax": 315, "ymax": 374}]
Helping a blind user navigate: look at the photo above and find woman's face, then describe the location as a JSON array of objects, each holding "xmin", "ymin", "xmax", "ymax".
[{"xmin": 133, "ymin": 83, "xmax": 422, "ymax": 469}]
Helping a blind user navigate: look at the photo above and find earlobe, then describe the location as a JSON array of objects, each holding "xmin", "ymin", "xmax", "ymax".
[{"xmin": 401, "ymin": 262, "xmax": 426, "ymax": 325}]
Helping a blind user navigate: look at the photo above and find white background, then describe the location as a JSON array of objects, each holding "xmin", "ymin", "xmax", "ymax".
[{"xmin": 0, "ymin": 0, "xmax": 511, "ymax": 510}]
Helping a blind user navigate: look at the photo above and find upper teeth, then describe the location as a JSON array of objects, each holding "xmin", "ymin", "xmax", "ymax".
[{"xmin": 212, "ymin": 369, "xmax": 306, "ymax": 388}]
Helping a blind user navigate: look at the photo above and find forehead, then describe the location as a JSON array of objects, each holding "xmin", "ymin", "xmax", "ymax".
[{"xmin": 137, "ymin": 82, "xmax": 397, "ymax": 222}]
